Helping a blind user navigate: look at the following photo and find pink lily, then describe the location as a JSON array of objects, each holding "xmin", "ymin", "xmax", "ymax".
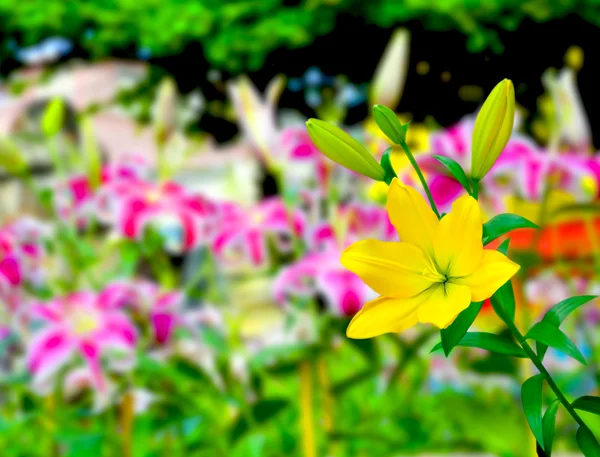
[
  {"xmin": 273, "ymin": 250, "xmax": 375, "ymax": 317},
  {"xmin": 54, "ymin": 163, "xmax": 141, "ymax": 228},
  {"xmin": 115, "ymin": 179, "xmax": 218, "ymax": 253},
  {"xmin": 212, "ymin": 198, "xmax": 305, "ymax": 269},
  {"xmin": 25, "ymin": 289, "xmax": 138, "ymax": 391}
]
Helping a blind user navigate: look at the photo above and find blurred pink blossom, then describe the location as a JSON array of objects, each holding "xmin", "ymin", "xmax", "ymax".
[{"xmin": 26, "ymin": 289, "xmax": 138, "ymax": 391}]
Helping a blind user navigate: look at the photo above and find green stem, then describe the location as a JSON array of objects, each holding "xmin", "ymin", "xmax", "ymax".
[
  {"xmin": 399, "ymin": 141, "xmax": 440, "ymax": 218},
  {"xmin": 503, "ymin": 318, "xmax": 586, "ymax": 427}
]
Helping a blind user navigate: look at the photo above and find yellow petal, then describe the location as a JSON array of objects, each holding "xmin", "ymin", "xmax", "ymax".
[
  {"xmin": 452, "ymin": 249, "xmax": 520, "ymax": 302},
  {"xmin": 346, "ymin": 295, "xmax": 419, "ymax": 339},
  {"xmin": 341, "ymin": 240, "xmax": 441, "ymax": 298},
  {"xmin": 386, "ymin": 178, "xmax": 438, "ymax": 256},
  {"xmin": 417, "ymin": 283, "xmax": 471, "ymax": 328},
  {"xmin": 434, "ymin": 195, "xmax": 483, "ymax": 277}
]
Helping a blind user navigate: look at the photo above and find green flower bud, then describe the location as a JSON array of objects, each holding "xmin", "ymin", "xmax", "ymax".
[
  {"xmin": 41, "ymin": 98, "xmax": 65, "ymax": 137},
  {"xmin": 373, "ymin": 105, "xmax": 408, "ymax": 144},
  {"xmin": 471, "ymin": 79, "xmax": 515, "ymax": 180},
  {"xmin": 306, "ymin": 118, "xmax": 385, "ymax": 181},
  {"xmin": 154, "ymin": 78, "xmax": 177, "ymax": 145},
  {"xmin": 0, "ymin": 137, "xmax": 27, "ymax": 175}
]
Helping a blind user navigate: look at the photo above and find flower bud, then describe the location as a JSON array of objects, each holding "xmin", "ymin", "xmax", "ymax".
[
  {"xmin": 370, "ymin": 29, "xmax": 410, "ymax": 109},
  {"xmin": 373, "ymin": 105, "xmax": 408, "ymax": 145},
  {"xmin": 0, "ymin": 137, "xmax": 27, "ymax": 175},
  {"xmin": 41, "ymin": 98, "xmax": 65, "ymax": 137},
  {"xmin": 154, "ymin": 78, "xmax": 177, "ymax": 145},
  {"xmin": 306, "ymin": 119, "xmax": 385, "ymax": 181},
  {"xmin": 471, "ymin": 79, "xmax": 515, "ymax": 180}
]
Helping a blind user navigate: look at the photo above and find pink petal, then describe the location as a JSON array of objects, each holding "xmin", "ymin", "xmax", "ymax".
[
  {"xmin": 0, "ymin": 257, "xmax": 21, "ymax": 286},
  {"xmin": 152, "ymin": 312, "xmax": 176, "ymax": 344},
  {"xmin": 26, "ymin": 327, "xmax": 75, "ymax": 380}
]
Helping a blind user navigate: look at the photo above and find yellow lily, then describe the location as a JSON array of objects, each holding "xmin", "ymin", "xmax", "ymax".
[{"xmin": 342, "ymin": 178, "xmax": 520, "ymax": 338}]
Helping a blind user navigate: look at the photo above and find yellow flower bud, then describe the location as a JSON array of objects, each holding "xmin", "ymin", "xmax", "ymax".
[
  {"xmin": 306, "ymin": 118, "xmax": 385, "ymax": 181},
  {"xmin": 0, "ymin": 137, "xmax": 27, "ymax": 175},
  {"xmin": 471, "ymin": 79, "xmax": 515, "ymax": 180}
]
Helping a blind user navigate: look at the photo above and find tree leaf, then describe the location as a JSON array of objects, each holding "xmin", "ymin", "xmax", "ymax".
[
  {"xmin": 482, "ymin": 213, "xmax": 538, "ymax": 245},
  {"xmin": 537, "ymin": 295, "xmax": 596, "ymax": 361},
  {"xmin": 432, "ymin": 154, "xmax": 472, "ymax": 195},
  {"xmin": 542, "ymin": 399, "xmax": 560, "ymax": 455},
  {"xmin": 440, "ymin": 301, "xmax": 484, "ymax": 356},
  {"xmin": 577, "ymin": 426, "xmax": 600, "ymax": 457},
  {"xmin": 431, "ymin": 332, "xmax": 526, "ymax": 358},
  {"xmin": 522, "ymin": 374, "xmax": 545, "ymax": 450},
  {"xmin": 525, "ymin": 321, "xmax": 587, "ymax": 365},
  {"xmin": 572, "ymin": 396, "xmax": 600, "ymax": 416}
]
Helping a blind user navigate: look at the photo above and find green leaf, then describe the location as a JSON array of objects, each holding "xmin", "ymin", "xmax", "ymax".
[
  {"xmin": 542, "ymin": 295, "xmax": 597, "ymax": 326},
  {"xmin": 373, "ymin": 104, "xmax": 407, "ymax": 144},
  {"xmin": 230, "ymin": 399, "xmax": 289, "ymax": 442},
  {"xmin": 522, "ymin": 374, "xmax": 545, "ymax": 450},
  {"xmin": 497, "ymin": 238, "xmax": 511, "ymax": 255},
  {"xmin": 538, "ymin": 295, "xmax": 596, "ymax": 360},
  {"xmin": 380, "ymin": 147, "xmax": 398, "ymax": 185},
  {"xmin": 431, "ymin": 332, "xmax": 526, "ymax": 358},
  {"xmin": 525, "ymin": 321, "xmax": 587, "ymax": 365},
  {"xmin": 542, "ymin": 399, "xmax": 560, "ymax": 455},
  {"xmin": 440, "ymin": 301, "xmax": 484, "ymax": 356},
  {"xmin": 482, "ymin": 213, "xmax": 538, "ymax": 245},
  {"xmin": 432, "ymin": 154, "xmax": 472, "ymax": 195},
  {"xmin": 490, "ymin": 276, "xmax": 516, "ymax": 324},
  {"xmin": 572, "ymin": 396, "xmax": 600, "ymax": 415},
  {"xmin": 577, "ymin": 426, "xmax": 600, "ymax": 457}
]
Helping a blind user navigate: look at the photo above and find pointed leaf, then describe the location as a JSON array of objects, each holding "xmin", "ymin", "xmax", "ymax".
[
  {"xmin": 543, "ymin": 295, "xmax": 597, "ymax": 326},
  {"xmin": 577, "ymin": 426, "xmax": 600, "ymax": 457},
  {"xmin": 490, "ymin": 278, "xmax": 516, "ymax": 324},
  {"xmin": 497, "ymin": 238, "xmax": 511, "ymax": 255},
  {"xmin": 525, "ymin": 321, "xmax": 587, "ymax": 365},
  {"xmin": 522, "ymin": 374, "xmax": 545, "ymax": 450},
  {"xmin": 482, "ymin": 213, "xmax": 538, "ymax": 245},
  {"xmin": 538, "ymin": 295, "xmax": 596, "ymax": 361},
  {"xmin": 572, "ymin": 396, "xmax": 600, "ymax": 416},
  {"xmin": 431, "ymin": 332, "xmax": 526, "ymax": 358},
  {"xmin": 432, "ymin": 154, "xmax": 472, "ymax": 195},
  {"xmin": 440, "ymin": 301, "xmax": 484, "ymax": 356},
  {"xmin": 543, "ymin": 399, "xmax": 560, "ymax": 455}
]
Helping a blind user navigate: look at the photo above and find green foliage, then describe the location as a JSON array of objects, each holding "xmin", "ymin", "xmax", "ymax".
[
  {"xmin": 482, "ymin": 213, "xmax": 538, "ymax": 245},
  {"xmin": 432, "ymin": 154, "xmax": 472, "ymax": 196},
  {"xmin": 577, "ymin": 426, "xmax": 600, "ymax": 456},
  {"xmin": 521, "ymin": 374, "xmax": 545, "ymax": 450},
  {"xmin": 439, "ymin": 300, "xmax": 483, "ymax": 356},
  {"xmin": 573, "ymin": 396, "xmax": 600, "ymax": 416},
  {"xmin": 542, "ymin": 399, "xmax": 560, "ymax": 455},
  {"xmin": 432, "ymin": 332, "xmax": 526, "ymax": 358},
  {"xmin": 2, "ymin": 0, "xmax": 600, "ymax": 71},
  {"xmin": 525, "ymin": 321, "xmax": 587, "ymax": 365}
]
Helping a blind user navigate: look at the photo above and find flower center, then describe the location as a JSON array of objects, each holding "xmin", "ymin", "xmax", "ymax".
[{"xmin": 70, "ymin": 309, "xmax": 100, "ymax": 336}]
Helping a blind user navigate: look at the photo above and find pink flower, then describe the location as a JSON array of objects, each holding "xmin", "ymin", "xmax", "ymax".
[
  {"xmin": 212, "ymin": 198, "xmax": 305, "ymax": 269},
  {"xmin": 116, "ymin": 179, "xmax": 218, "ymax": 253},
  {"xmin": 55, "ymin": 163, "xmax": 141, "ymax": 228},
  {"xmin": 273, "ymin": 251, "xmax": 375, "ymax": 317},
  {"xmin": 281, "ymin": 127, "xmax": 330, "ymax": 188},
  {"xmin": 116, "ymin": 280, "xmax": 185, "ymax": 345},
  {"xmin": 305, "ymin": 202, "xmax": 396, "ymax": 252},
  {"xmin": 26, "ymin": 289, "xmax": 138, "ymax": 391}
]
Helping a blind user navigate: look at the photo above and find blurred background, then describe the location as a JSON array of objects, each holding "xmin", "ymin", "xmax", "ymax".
[{"xmin": 1, "ymin": 1, "xmax": 600, "ymax": 456}]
